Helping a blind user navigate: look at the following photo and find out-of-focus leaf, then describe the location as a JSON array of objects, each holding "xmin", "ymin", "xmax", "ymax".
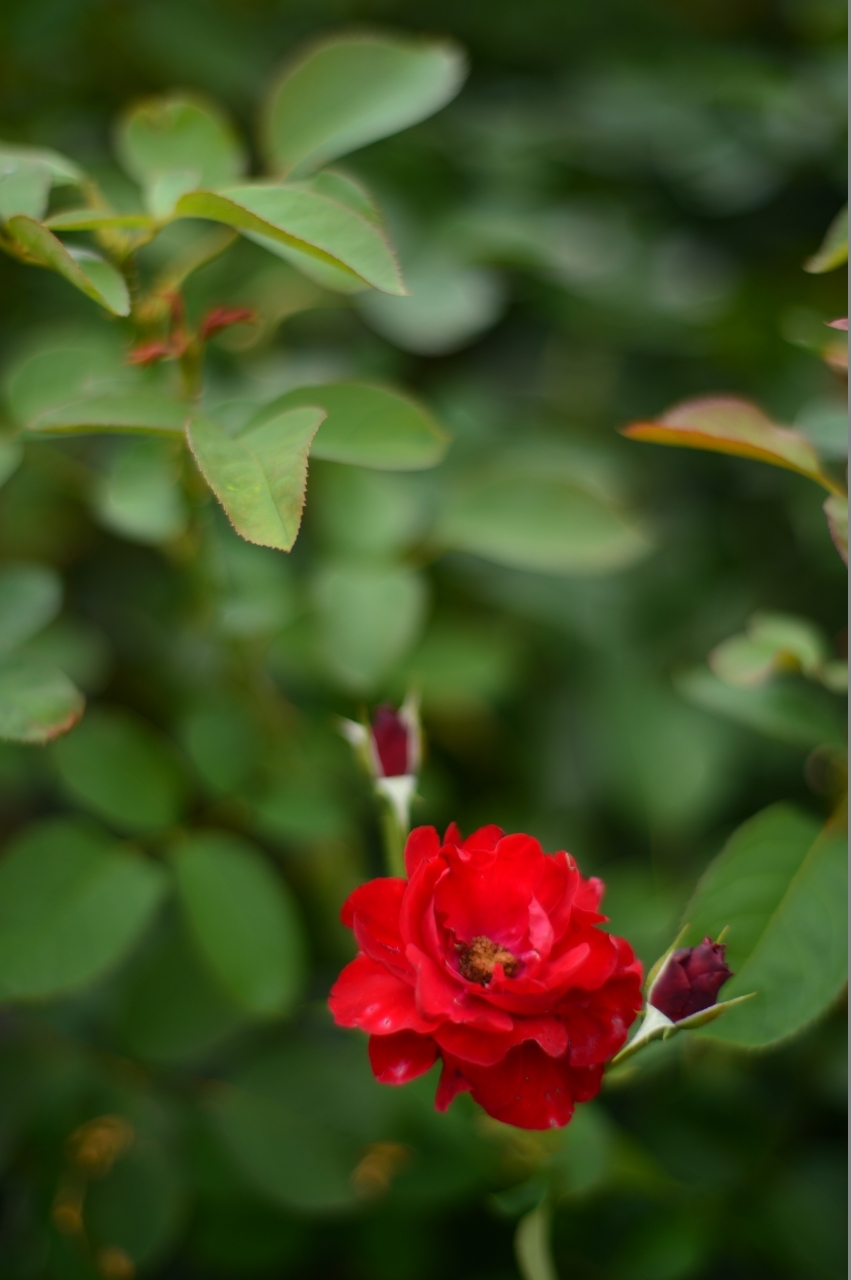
[
  {"xmin": 173, "ymin": 831, "xmax": 306, "ymax": 1017},
  {"xmin": 118, "ymin": 913, "xmax": 247, "ymax": 1064},
  {"xmin": 0, "ymin": 160, "xmax": 52, "ymax": 221},
  {"xmin": 5, "ymin": 216, "xmax": 130, "ymax": 315},
  {"xmin": 675, "ymin": 666, "xmax": 844, "ymax": 750},
  {"xmin": 27, "ymin": 391, "xmax": 188, "ymax": 436},
  {"xmin": 0, "ymin": 657, "xmax": 84, "ymax": 743},
  {"xmin": 0, "ymin": 142, "xmax": 83, "ymax": 186},
  {"xmin": 86, "ymin": 1138, "xmax": 185, "ymax": 1270},
  {"xmin": 310, "ymin": 465, "xmax": 430, "ymax": 556},
  {"xmin": 263, "ymin": 34, "xmax": 467, "ymax": 177},
  {"xmin": 186, "ymin": 407, "xmax": 326, "ymax": 551},
  {"xmin": 0, "ymin": 439, "xmax": 23, "ymax": 490},
  {"xmin": 5, "ymin": 344, "xmax": 130, "ymax": 425},
  {"xmin": 547, "ymin": 1102, "xmax": 616, "ymax": 1198},
  {"xmin": 179, "ymin": 701, "xmax": 261, "ymax": 795},
  {"xmin": 253, "ymin": 383, "xmax": 449, "ymax": 470},
  {"xmin": 515, "ymin": 1203, "xmax": 557, "ymax": 1280},
  {"xmin": 116, "ymin": 93, "xmax": 246, "ymax": 197},
  {"xmin": 207, "ymin": 531, "xmax": 297, "ymax": 638},
  {"xmin": 314, "ymin": 561, "xmax": 428, "ymax": 691},
  {"xmin": 824, "ymin": 494, "xmax": 848, "ymax": 564},
  {"xmin": 18, "ymin": 617, "xmax": 111, "ymax": 695},
  {"xmin": 440, "ymin": 466, "xmax": 652, "ymax": 576},
  {"xmin": 682, "ymin": 804, "xmax": 847, "ymax": 1046},
  {"xmin": 45, "ymin": 209, "xmax": 156, "ymax": 231},
  {"xmin": 357, "ymin": 252, "xmax": 507, "ymax": 354},
  {"xmin": 0, "ymin": 562, "xmax": 61, "ymax": 654},
  {"xmin": 53, "ymin": 708, "xmax": 187, "ymax": 834},
  {"xmin": 174, "ymin": 185, "xmax": 405, "ymax": 295},
  {"xmin": 210, "ymin": 1034, "xmax": 394, "ymax": 1212},
  {"xmin": 92, "ymin": 438, "xmax": 189, "ymax": 544},
  {"xmin": 0, "ymin": 818, "xmax": 166, "ymax": 1000},
  {"xmin": 709, "ymin": 613, "xmax": 827, "ymax": 687},
  {"xmin": 804, "ymin": 205, "xmax": 847, "ymax": 273},
  {"xmin": 621, "ymin": 397, "xmax": 842, "ymax": 494}
]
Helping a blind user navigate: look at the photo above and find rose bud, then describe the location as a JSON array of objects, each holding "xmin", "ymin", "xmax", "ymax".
[
  {"xmin": 648, "ymin": 937, "xmax": 733, "ymax": 1023},
  {"xmin": 330, "ymin": 824, "xmax": 643, "ymax": 1130},
  {"xmin": 339, "ymin": 696, "xmax": 421, "ymax": 832}
]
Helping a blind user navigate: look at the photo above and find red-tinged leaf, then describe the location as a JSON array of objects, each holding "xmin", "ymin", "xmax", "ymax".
[
  {"xmin": 823, "ymin": 495, "xmax": 848, "ymax": 564},
  {"xmin": 621, "ymin": 396, "xmax": 844, "ymax": 495}
]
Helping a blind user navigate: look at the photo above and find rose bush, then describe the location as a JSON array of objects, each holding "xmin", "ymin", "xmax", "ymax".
[{"xmin": 329, "ymin": 824, "xmax": 643, "ymax": 1129}]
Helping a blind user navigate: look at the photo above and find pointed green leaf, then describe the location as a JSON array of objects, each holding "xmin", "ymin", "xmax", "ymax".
[
  {"xmin": 709, "ymin": 613, "xmax": 827, "ymax": 687},
  {"xmin": 681, "ymin": 804, "xmax": 847, "ymax": 1047},
  {"xmin": 5, "ymin": 215, "xmax": 130, "ymax": 315},
  {"xmin": 53, "ymin": 708, "xmax": 187, "ymax": 834},
  {"xmin": 824, "ymin": 493, "xmax": 848, "ymax": 564},
  {"xmin": 253, "ymin": 382, "xmax": 449, "ymax": 470},
  {"xmin": 263, "ymin": 34, "xmax": 467, "ymax": 177},
  {"xmin": 0, "ymin": 657, "xmax": 84, "ymax": 744},
  {"xmin": 173, "ymin": 831, "xmax": 306, "ymax": 1017},
  {"xmin": 0, "ymin": 818, "xmax": 167, "ymax": 1000},
  {"xmin": 622, "ymin": 397, "xmax": 842, "ymax": 495},
  {"xmin": 116, "ymin": 93, "xmax": 245, "ymax": 193},
  {"xmin": 0, "ymin": 562, "xmax": 62, "ymax": 654},
  {"xmin": 45, "ymin": 209, "xmax": 156, "ymax": 231},
  {"xmin": 174, "ymin": 184, "xmax": 405, "ymax": 295},
  {"xmin": 804, "ymin": 205, "xmax": 847, "ymax": 273},
  {"xmin": 186, "ymin": 407, "xmax": 325, "ymax": 550}
]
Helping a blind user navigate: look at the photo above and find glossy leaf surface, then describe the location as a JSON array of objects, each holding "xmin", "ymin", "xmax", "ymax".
[
  {"xmin": 187, "ymin": 407, "xmax": 325, "ymax": 550},
  {"xmin": 5, "ymin": 216, "xmax": 130, "ymax": 314},
  {"xmin": 263, "ymin": 34, "xmax": 467, "ymax": 177},
  {"xmin": 682, "ymin": 805, "xmax": 847, "ymax": 1046},
  {"xmin": 0, "ymin": 818, "xmax": 166, "ymax": 1000}
]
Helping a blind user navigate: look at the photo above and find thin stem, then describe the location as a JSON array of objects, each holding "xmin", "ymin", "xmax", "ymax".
[{"xmin": 378, "ymin": 805, "xmax": 407, "ymax": 878}]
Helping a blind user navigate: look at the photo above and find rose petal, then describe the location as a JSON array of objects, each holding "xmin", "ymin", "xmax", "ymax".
[
  {"xmin": 404, "ymin": 826, "xmax": 441, "ymax": 879},
  {"xmin": 434, "ymin": 1013, "xmax": 568, "ymax": 1066},
  {"xmin": 368, "ymin": 1031, "xmax": 437, "ymax": 1084},
  {"xmin": 342, "ymin": 877, "xmax": 409, "ymax": 976},
  {"xmin": 329, "ymin": 955, "xmax": 436, "ymax": 1035},
  {"xmin": 438, "ymin": 1043, "xmax": 602, "ymax": 1129},
  {"xmin": 406, "ymin": 944, "xmax": 514, "ymax": 1031}
]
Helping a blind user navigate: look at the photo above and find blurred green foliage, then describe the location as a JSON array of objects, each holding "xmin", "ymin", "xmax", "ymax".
[{"xmin": 0, "ymin": 1, "xmax": 846, "ymax": 1278}]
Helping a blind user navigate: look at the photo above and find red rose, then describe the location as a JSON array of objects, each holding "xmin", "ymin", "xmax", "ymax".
[{"xmin": 329, "ymin": 824, "xmax": 643, "ymax": 1130}]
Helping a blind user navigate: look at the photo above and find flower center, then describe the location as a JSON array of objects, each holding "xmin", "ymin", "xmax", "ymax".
[{"xmin": 457, "ymin": 936, "xmax": 519, "ymax": 984}]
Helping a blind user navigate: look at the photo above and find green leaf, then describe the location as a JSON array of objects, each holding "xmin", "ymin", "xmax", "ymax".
[
  {"xmin": 86, "ymin": 1138, "xmax": 185, "ymax": 1270},
  {"xmin": 515, "ymin": 1204, "xmax": 557, "ymax": 1280},
  {"xmin": 674, "ymin": 666, "xmax": 844, "ymax": 750},
  {"xmin": 0, "ymin": 817, "xmax": 166, "ymax": 1000},
  {"xmin": 92, "ymin": 438, "xmax": 189, "ymax": 544},
  {"xmin": 0, "ymin": 142, "xmax": 83, "ymax": 186},
  {"xmin": 824, "ymin": 494, "xmax": 848, "ymax": 564},
  {"xmin": 186, "ymin": 407, "xmax": 325, "ymax": 551},
  {"xmin": 357, "ymin": 251, "xmax": 507, "ymax": 355},
  {"xmin": 173, "ymin": 831, "xmax": 306, "ymax": 1017},
  {"xmin": 0, "ymin": 562, "xmax": 62, "ymax": 654},
  {"xmin": 440, "ymin": 466, "xmax": 652, "ymax": 576},
  {"xmin": 118, "ymin": 912, "xmax": 247, "ymax": 1064},
  {"xmin": 804, "ymin": 205, "xmax": 848, "ymax": 273},
  {"xmin": 174, "ymin": 184, "xmax": 405, "ymax": 295},
  {"xmin": 116, "ymin": 93, "xmax": 246, "ymax": 195},
  {"xmin": 53, "ymin": 707, "xmax": 187, "ymax": 834},
  {"xmin": 314, "ymin": 561, "xmax": 428, "ymax": 691},
  {"xmin": 709, "ymin": 613, "xmax": 827, "ymax": 687},
  {"xmin": 681, "ymin": 804, "xmax": 847, "ymax": 1047},
  {"xmin": 45, "ymin": 209, "xmax": 156, "ymax": 231},
  {"xmin": 0, "ymin": 438, "xmax": 23, "ymax": 490},
  {"xmin": 621, "ymin": 397, "xmax": 842, "ymax": 495},
  {"xmin": 0, "ymin": 160, "xmax": 52, "ymax": 221},
  {"xmin": 252, "ymin": 382, "xmax": 449, "ymax": 470},
  {"xmin": 0, "ymin": 657, "xmax": 84, "ymax": 744},
  {"xmin": 5, "ymin": 215, "xmax": 130, "ymax": 315},
  {"xmin": 27, "ymin": 392, "xmax": 188, "ymax": 436},
  {"xmin": 263, "ymin": 33, "xmax": 467, "ymax": 178},
  {"xmin": 6, "ymin": 345, "xmax": 131, "ymax": 426}
]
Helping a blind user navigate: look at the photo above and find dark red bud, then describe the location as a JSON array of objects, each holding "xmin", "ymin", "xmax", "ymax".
[
  {"xmin": 371, "ymin": 704, "xmax": 410, "ymax": 777},
  {"xmin": 649, "ymin": 937, "xmax": 732, "ymax": 1022},
  {"xmin": 199, "ymin": 306, "xmax": 257, "ymax": 341}
]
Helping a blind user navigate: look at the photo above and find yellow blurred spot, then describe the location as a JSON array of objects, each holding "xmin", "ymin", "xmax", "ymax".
[
  {"xmin": 96, "ymin": 1246, "xmax": 136, "ymax": 1279},
  {"xmin": 351, "ymin": 1142, "xmax": 411, "ymax": 1195},
  {"xmin": 67, "ymin": 1115, "xmax": 135, "ymax": 1178},
  {"xmin": 51, "ymin": 1177, "xmax": 85, "ymax": 1235}
]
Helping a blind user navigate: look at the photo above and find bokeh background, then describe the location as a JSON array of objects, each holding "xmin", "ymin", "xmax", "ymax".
[{"xmin": 0, "ymin": 1, "xmax": 846, "ymax": 1278}]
